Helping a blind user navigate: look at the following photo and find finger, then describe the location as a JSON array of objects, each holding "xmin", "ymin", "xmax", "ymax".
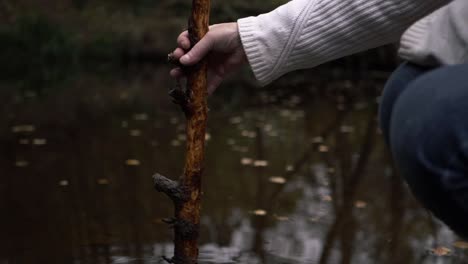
[
  {"xmin": 172, "ymin": 48, "xmax": 185, "ymax": 60},
  {"xmin": 177, "ymin": 31, "xmax": 190, "ymax": 50},
  {"xmin": 170, "ymin": 68, "xmax": 184, "ymax": 79},
  {"xmin": 180, "ymin": 34, "xmax": 213, "ymax": 66}
]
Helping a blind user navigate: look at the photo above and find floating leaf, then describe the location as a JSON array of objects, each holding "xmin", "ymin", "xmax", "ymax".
[
  {"xmin": 275, "ymin": 216, "xmax": 289, "ymax": 221},
  {"xmin": 241, "ymin": 158, "xmax": 253, "ymax": 165},
  {"xmin": 33, "ymin": 138, "xmax": 47, "ymax": 146},
  {"xmin": 170, "ymin": 117, "xmax": 179, "ymax": 124},
  {"xmin": 19, "ymin": 139, "xmax": 29, "ymax": 145},
  {"xmin": 125, "ymin": 159, "xmax": 141, "ymax": 166},
  {"xmin": 264, "ymin": 124, "xmax": 273, "ymax": 132},
  {"xmin": 130, "ymin": 129, "xmax": 141, "ymax": 137},
  {"xmin": 229, "ymin": 116, "xmax": 242, "ymax": 124},
  {"xmin": 280, "ymin": 110, "xmax": 292, "ymax": 117},
  {"xmin": 97, "ymin": 179, "xmax": 110, "ymax": 185},
  {"xmin": 178, "ymin": 134, "xmax": 187, "ymax": 141},
  {"xmin": 253, "ymin": 160, "xmax": 268, "ymax": 167},
  {"xmin": 340, "ymin": 125, "xmax": 355, "ymax": 133},
  {"xmin": 431, "ymin": 246, "xmax": 451, "ymax": 256},
  {"xmin": 11, "ymin": 125, "xmax": 35, "ymax": 133},
  {"xmin": 309, "ymin": 217, "xmax": 320, "ymax": 222},
  {"xmin": 59, "ymin": 180, "xmax": 69, "ymax": 186},
  {"xmin": 252, "ymin": 209, "xmax": 267, "ymax": 216},
  {"xmin": 318, "ymin": 145, "xmax": 329, "ymax": 153},
  {"xmin": 133, "ymin": 113, "xmax": 149, "ymax": 121},
  {"xmin": 453, "ymin": 241, "xmax": 468, "ymax": 249},
  {"xmin": 355, "ymin": 200, "xmax": 368, "ymax": 209},
  {"xmin": 15, "ymin": 160, "xmax": 29, "ymax": 167},
  {"xmin": 269, "ymin": 177, "xmax": 286, "ymax": 184},
  {"xmin": 268, "ymin": 131, "xmax": 279, "ymax": 137},
  {"xmin": 312, "ymin": 137, "xmax": 324, "ymax": 143}
]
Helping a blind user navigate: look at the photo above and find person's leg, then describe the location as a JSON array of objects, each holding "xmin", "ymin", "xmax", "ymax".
[
  {"xmin": 389, "ymin": 63, "xmax": 468, "ymax": 239},
  {"xmin": 379, "ymin": 62, "xmax": 433, "ymax": 144}
]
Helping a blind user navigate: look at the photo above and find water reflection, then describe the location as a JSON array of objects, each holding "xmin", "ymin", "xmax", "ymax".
[{"xmin": 0, "ymin": 66, "xmax": 467, "ymax": 264}]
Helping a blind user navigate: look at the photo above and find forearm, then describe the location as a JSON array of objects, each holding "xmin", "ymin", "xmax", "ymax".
[{"xmin": 238, "ymin": 0, "xmax": 449, "ymax": 86}]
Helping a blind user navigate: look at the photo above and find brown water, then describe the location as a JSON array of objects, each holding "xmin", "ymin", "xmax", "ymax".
[{"xmin": 0, "ymin": 66, "xmax": 466, "ymax": 264}]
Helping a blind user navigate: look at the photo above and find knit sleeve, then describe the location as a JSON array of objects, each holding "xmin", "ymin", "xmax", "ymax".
[{"xmin": 237, "ymin": 0, "xmax": 449, "ymax": 86}]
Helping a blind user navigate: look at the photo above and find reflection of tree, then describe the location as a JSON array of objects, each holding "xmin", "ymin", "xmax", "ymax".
[
  {"xmin": 247, "ymin": 96, "xmax": 350, "ymax": 262},
  {"xmin": 252, "ymin": 125, "xmax": 267, "ymax": 262},
  {"xmin": 319, "ymin": 99, "xmax": 378, "ymax": 264}
]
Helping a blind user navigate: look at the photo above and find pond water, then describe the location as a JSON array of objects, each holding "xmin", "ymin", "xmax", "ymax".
[{"xmin": 0, "ymin": 65, "xmax": 466, "ymax": 264}]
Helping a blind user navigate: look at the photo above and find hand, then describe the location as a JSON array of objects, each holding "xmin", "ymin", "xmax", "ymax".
[{"xmin": 170, "ymin": 22, "xmax": 247, "ymax": 94}]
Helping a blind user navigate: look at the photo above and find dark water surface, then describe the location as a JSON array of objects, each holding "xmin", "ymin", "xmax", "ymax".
[{"xmin": 0, "ymin": 66, "xmax": 467, "ymax": 264}]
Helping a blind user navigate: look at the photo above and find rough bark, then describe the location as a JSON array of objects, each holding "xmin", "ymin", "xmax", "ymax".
[{"xmin": 153, "ymin": 1, "xmax": 210, "ymax": 263}]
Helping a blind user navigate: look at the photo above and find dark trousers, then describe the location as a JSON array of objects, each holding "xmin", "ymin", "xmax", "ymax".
[{"xmin": 379, "ymin": 62, "xmax": 468, "ymax": 239}]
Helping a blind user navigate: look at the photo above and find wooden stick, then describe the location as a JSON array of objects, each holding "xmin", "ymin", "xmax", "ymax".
[{"xmin": 154, "ymin": 0, "xmax": 210, "ymax": 263}]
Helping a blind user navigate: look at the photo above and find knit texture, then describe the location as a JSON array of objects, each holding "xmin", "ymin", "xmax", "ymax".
[{"xmin": 238, "ymin": 0, "xmax": 449, "ymax": 86}]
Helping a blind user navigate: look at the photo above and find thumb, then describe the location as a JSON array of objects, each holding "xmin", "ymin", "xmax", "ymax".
[{"xmin": 180, "ymin": 34, "xmax": 213, "ymax": 66}]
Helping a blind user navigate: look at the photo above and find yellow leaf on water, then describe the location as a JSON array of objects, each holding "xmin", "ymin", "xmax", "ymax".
[
  {"xmin": 133, "ymin": 113, "xmax": 148, "ymax": 121},
  {"xmin": 125, "ymin": 159, "xmax": 141, "ymax": 166},
  {"xmin": 229, "ymin": 116, "xmax": 242, "ymax": 124},
  {"xmin": 252, "ymin": 209, "xmax": 267, "ymax": 216},
  {"xmin": 178, "ymin": 134, "xmax": 187, "ymax": 141},
  {"xmin": 247, "ymin": 132, "xmax": 257, "ymax": 138},
  {"xmin": 129, "ymin": 129, "xmax": 141, "ymax": 137},
  {"xmin": 431, "ymin": 246, "xmax": 451, "ymax": 256},
  {"xmin": 19, "ymin": 139, "xmax": 29, "ymax": 145},
  {"xmin": 355, "ymin": 200, "xmax": 368, "ymax": 209},
  {"xmin": 453, "ymin": 241, "xmax": 468, "ymax": 249},
  {"xmin": 269, "ymin": 177, "xmax": 286, "ymax": 184},
  {"xmin": 33, "ymin": 138, "xmax": 47, "ymax": 145},
  {"xmin": 318, "ymin": 145, "xmax": 329, "ymax": 153},
  {"xmin": 340, "ymin": 125, "xmax": 355, "ymax": 133},
  {"xmin": 253, "ymin": 160, "xmax": 268, "ymax": 167},
  {"xmin": 97, "ymin": 179, "xmax": 110, "ymax": 185},
  {"xmin": 59, "ymin": 180, "xmax": 69, "ymax": 186},
  {"xmin": 15, "ymin": 160, "xmax": 29, "ymax": 167},
  {"xmin": 12, "ymin": 125, "xmax": 35, "ymax": 133},
  {"xmin": 275, "ymin": 216, "xmax": 289, "ymax": 221},
  {"xmin": 312, "ymin": 137, "xmax": 324, "ymax": 143},
  {"xmin": 241, "ymin": 158, "xmax": 253, "ymax": 165}
]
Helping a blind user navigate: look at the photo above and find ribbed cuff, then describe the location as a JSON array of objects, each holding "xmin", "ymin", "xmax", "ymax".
[{"xmin": 237, "ymin": 16, "xmax": 271, "ymax": 86}]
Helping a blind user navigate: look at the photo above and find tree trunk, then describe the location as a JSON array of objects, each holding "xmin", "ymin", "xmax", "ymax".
[{"xmin": 153, "ymin": 0, "xmax": 210, "ymax": 263}]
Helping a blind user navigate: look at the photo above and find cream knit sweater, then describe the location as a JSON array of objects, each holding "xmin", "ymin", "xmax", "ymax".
[{"xmin": 237, "ymin": 0, "xmax": 462, "ymax": 86}]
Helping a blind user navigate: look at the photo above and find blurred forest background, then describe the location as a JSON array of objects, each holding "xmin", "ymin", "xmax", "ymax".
[{"xmin": 0, "ymin": 0, "xmax": 398, "ymax": 87}]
